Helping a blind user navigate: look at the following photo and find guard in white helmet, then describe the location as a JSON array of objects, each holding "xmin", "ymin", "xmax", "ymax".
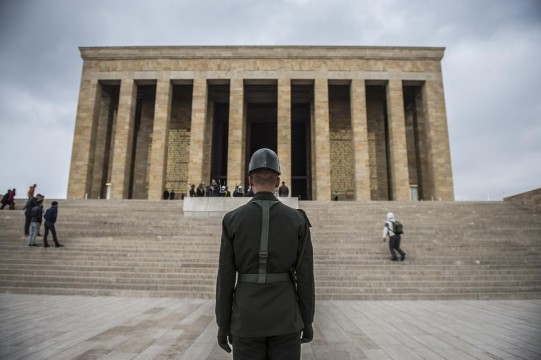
[
  {"xmin": 382, "ymin": 212, "xmax": 406, "ymax": 261},
  {"xmin": 215, "ymin": 148, "xmax": 315, "ymax": 359}
]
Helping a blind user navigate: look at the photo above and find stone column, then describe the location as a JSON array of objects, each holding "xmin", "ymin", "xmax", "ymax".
[
  {"xmin": 313, "ymin": 78, "xmax": 332, "ymax": 200},
  {"xmin": 386, "ymin": 79, "xmax": 410, "ymax": 200},
  {"xmin": 187, "ymin": 78, "xmax": 208, "ymax": 188},
  {"xmin": 89, "ymin": 91, "xmax": 112, "ymax": 199},
  {"xmin": 67, "ymin": 79, "xmax": 101, "ymax": 199},
  {"xmin": 422, "ymin": 78, "xmax": 455, "ymax": 200},
  {"xmin": 110, "ymin": 79, "xmax": 136, "ymax": 199},
  {"xmin": 277, "ymin": 78, "xmax": 291, "ymax": 194},
  {"xmin": 227, "ymin": 78, "xmax": 245, "ymax": 187},
  {"xmin": 148, "ymin": 79, "xmax": 172, "ymax": 200},
  {"xmin": 350, "ymin": 79, "xmax": 371, "ymax": 201}
]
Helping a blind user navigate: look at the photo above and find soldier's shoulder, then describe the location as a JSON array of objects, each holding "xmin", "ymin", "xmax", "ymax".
[{"xmin": 223, "ymin": 201, "xmax": 255, "ymax": 220}]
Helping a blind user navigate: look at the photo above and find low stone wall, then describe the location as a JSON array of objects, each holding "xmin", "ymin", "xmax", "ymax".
[
  {"xmin": 183, "ymin": 197, "xmax": 299, "ymax": 216},
  {"xmin": 504, "ymin": 188, "xmax": 541, "ymax": 212}
]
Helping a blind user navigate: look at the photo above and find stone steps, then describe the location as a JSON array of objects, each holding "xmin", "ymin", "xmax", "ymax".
[{"xmin": 1, "ymin": 199, "xmax": 540, "ymax": 300}]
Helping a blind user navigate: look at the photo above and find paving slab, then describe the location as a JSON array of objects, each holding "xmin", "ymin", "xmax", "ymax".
[{"xmin": 1, "ymin": 294, "xmax": 540, "ymax": 360}]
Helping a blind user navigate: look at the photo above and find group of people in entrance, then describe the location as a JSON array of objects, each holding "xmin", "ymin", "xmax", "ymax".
[{"xmin": 186, "ymin": 179, "xmax": 290, "ymax": 199}]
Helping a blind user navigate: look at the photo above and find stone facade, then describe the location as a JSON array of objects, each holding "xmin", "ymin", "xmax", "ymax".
[{"xmin": 68, "ymin": 46, "xmax": 454, "ymax": 201}]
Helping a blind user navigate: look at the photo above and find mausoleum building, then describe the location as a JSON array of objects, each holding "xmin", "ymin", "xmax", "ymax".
[{"xmin": 68, "ymin": 46, "xmax": 454, "ymax": 201}]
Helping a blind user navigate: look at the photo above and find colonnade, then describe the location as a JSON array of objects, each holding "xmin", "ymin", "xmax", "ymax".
[{"xmin": 67, "ymin": 46, "xmax": 454, "ymax": 201}]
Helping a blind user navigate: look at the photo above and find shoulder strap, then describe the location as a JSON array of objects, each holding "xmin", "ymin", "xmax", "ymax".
[
  {"xmin": 252, "ymin": 200, "xmax": 279, "ymax": 284},
  {"xmin": 386, "ymin": 220, "xmax": 395, "ymax": 234}
]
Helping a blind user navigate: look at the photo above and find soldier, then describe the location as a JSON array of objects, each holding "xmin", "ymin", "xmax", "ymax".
[{"xmin": 215, "ymin": 148, "xmax": 315, "ymax": 359}]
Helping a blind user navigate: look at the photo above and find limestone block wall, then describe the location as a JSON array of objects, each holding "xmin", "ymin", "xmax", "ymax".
[
  {"xmin": 366, "ymin": 95, "xmax": 389, "ymax": 200},
  {"xmin": 330, "ymin": 131, "xmax": 354, "ymax": 199},
  {"xmin": 166, "ymin": 129, "xmax": 190, "ymax": 195},
  {"xmin": 166, "ymin": 86, "xmax": 192, "ymax": 196}
]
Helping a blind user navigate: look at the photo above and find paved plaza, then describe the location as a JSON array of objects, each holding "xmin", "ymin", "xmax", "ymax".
[{"xmin": 1, "ymin": 294, "xmax": 540, "ymax": 360}]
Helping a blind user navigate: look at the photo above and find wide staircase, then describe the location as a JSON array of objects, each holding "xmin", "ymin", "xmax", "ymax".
[{"xmin": 0, "ymin": 200, "xmax": 540, "ymax": 300}]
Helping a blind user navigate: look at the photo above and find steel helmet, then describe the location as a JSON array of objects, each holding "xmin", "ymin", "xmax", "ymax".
[{"xmin": 248, "ymin": 148, "xmax": 281, "ymax": 175}]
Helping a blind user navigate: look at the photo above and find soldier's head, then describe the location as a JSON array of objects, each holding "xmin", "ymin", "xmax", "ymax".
[{"xmin": 248, "ymin": 148, "xmax": 281, "ymax": 193}]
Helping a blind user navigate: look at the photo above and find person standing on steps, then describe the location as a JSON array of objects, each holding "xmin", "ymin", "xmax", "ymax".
[
  {"xmin": 27, "ymin": 184, "xmax": 37, "ymax": 199},
  {"xmin": 215, "ymin": 148, "xmax": 315, "ymax": 359},
  {"xmin": 28, "ymin": 198, "xmax": 44, "ymax": 247},
  {"xmin": 1, "ymin": 189, "xmax": 11, "ymax": 210},
  {"xmin": 278, "ymin": 181, "xmax": 289, "ymax": 197},
  {"xmin": 43, "ymin": 201, "xmax": 63, "ymax": 248},
  {"xmin": 382, "ymin": 212, "xmax": 406, "ymax": 261},
  {"xmin": 24, "ymin": 194, "xmax": 44, "ymax": 236}
]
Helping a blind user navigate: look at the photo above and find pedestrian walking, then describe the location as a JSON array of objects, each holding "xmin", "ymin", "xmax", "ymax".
[
  {"xmin": 382, "ymin": 212, "xmax": 406, "ymax": 261},
  {"xmin": 1, "ymin": 189, "xmax": 11, "ymax": 210},
  {"xmin": 43, "ymin": 201, "xmax": 63, "ymax": 248}
]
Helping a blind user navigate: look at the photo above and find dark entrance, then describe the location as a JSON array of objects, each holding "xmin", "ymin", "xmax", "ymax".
[
  {"xmin": 403, "ymin": 83, "xmax": 426, "ymax": 201},
  {"xmin": 291, "ymin": 83, "xmax": 313, "ymax": 200},
  {"xmin": 209, "ymin": 84, "xmax": 230, "ymax": 185},
  {"xmin": 244, "ymin": 83, "xmax": 278, "ymax": 185}
]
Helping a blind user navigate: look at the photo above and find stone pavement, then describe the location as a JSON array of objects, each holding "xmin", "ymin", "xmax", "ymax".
[{"xmin": 1, "ymin": 294, "xmax": 540, "ymax": 360}]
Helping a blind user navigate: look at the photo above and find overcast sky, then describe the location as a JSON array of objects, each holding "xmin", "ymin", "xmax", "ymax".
[{"xmin": 0, "ymin": 0, "xmax": 540, "ymax": 200}]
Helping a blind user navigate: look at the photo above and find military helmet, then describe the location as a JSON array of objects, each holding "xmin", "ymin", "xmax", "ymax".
[{"xmin": 248, "ymin": 148, "xmax": 281, "ymax": 175}]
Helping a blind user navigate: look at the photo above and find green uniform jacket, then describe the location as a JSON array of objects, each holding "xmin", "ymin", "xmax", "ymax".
[{"xmin": 215, "ymin": 192, "xmax": 315, "ymax": 337}]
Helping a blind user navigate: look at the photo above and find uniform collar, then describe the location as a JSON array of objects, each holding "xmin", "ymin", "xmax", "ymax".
[{"xmin": 251, "ymin": 192, "xmax": 278, "ymax": 202}]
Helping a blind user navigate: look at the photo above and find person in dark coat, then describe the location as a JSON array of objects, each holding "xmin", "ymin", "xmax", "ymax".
[
  {"xmin": 215, "ymin": 148, "xmax": 315, "ymax": 359},
  {"xmin": 7, "ymin": 188, "xmax": 16, "ymax": 208},
  {"xmin": 163, "ymin": 188, "xmax": 169, "ymax": 200},
  {"xmin": 24, "ymin": 194, "xmax": 43, "ymax": 235},
  {"xmin": 278, "ymin": 181, "xmax": 289, "ymax": 197},
  {"xmin": 1, "ymin": 189, "xmax": 11, "ymax": 210},
  {"xmin": 43, "ymin": 201, "xmax": 63, "ymax": 248},
  {"xmin": 189, "ymin": 184, "xmax": 197, "ymax": 197},
  {"xmin": 28, "ymin": 201, "xmax": 43, "ymax": 246},
  {"xmin": 233, "ymin": 185, "xmax": 244, "ymax": 197},
  {"xmin": 196, "ymin": 183, "xmax": 205, "ymax": 197}
]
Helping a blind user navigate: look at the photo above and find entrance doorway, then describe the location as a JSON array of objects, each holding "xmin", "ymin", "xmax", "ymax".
[
  {"xmin": 291, "ymin": 83, "xmax": 313, "ymax": 200},
  {"xmin": 244, "ymin": 83, "xmax": 278, "ymax": 186}
]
